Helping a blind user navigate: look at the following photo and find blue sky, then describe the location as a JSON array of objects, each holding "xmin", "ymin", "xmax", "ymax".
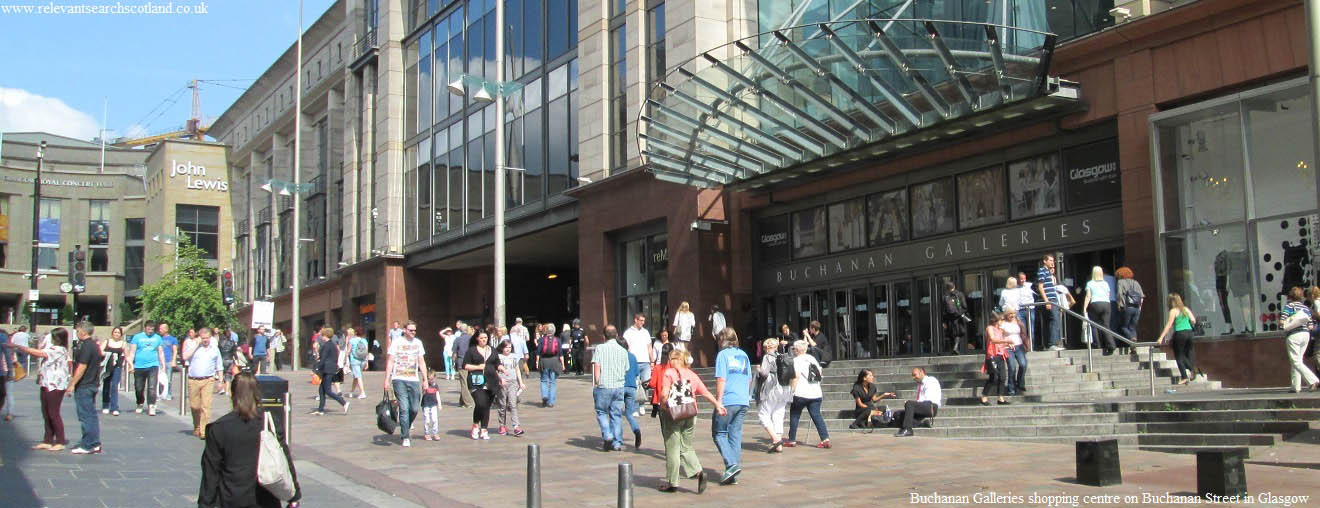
[{"xmin": 0, "ymin": 0, "xmax": 336, "ymax": 141}]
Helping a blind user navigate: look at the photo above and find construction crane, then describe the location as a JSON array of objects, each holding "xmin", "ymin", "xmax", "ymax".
[{"xmin": 112, "ymin": 80, "xmax": 209, "ymax": 147}]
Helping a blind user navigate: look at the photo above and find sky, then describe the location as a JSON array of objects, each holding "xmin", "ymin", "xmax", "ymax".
[{"xmin": 0, "ymin": 0, "xmax": 337, "ymax": 142}]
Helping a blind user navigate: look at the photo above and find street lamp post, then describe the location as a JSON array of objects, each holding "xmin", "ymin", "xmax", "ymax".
[
  {"xmin": 293, "ymin": 0, "xmax": 304, "ymax": 371},
  {"xmin": 260, "ymin": 178, "xmax": 314, "ymax": 371},
  {"xmin": 447, "ymin": 0, "xmax": 515, "ymax": 327},
  {"xmin": 28, "ymin": 141, "xmax": 46, "ymax": 326}
]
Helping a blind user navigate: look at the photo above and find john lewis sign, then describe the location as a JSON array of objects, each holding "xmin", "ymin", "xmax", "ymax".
[
  {"xmin": 171, "ymin": 160, "xmax": 229, "ymax": 192},
  {"xmin": 758, "ymin": 208, "xmax": 1122, "ymax": 291}
]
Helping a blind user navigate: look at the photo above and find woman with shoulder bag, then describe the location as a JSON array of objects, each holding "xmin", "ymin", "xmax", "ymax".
[
  {"xmin": 1281, "ymin": 287, "xmax": 1319, "ymax": 393},
  {"xmin": 657, "ymin": 349, "xmax": 724, "ymax": 493},
  {"xmin": 463, "ymin": 332, "xmax": 496, "ymax": 440},
  {"xmin": 786, "ymin": 340, "xmax": 830, "ymax": 449},
  {"xmin": 199, "ymin": 372, "xmax": 302, "ymax": 508}
]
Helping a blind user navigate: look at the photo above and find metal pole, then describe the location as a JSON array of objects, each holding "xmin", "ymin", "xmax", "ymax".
[
  {"xmin": 28, "ymin": 141, "xmax": 45, "ymax": 327},
  {"xmin": 527, "ymin": 444, "xmax": 541, "ymax": 508},
  {"xmin": 493, "ymin": 0, "xmax": 507, "ymax": 329},
  {"xmin": 178, "ymin": 367, "xmax": 186, "ymax": 415},
  {"xmin": 617, "ymin": 462, "xmax": 633, "ymax": 508},
  {"xmin": 291, "ymin": 0, "xmax": 304, "ymax": 371},
  {"xmin": 1308, "ymin": 0, "xmax": 1320, "ymax": 215},
  {"xmin": 1149, "ymin": 344, "xmax": 1157, "ymax": 396}
]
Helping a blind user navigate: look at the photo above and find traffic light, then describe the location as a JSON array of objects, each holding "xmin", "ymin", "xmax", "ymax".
[
  {"xmin": 68, "ymin": 247, "xmax": 86, "ymax": 293},
  {"xmin": 222, "ymin": 270, "xmax": 235, "ymax": 305}
]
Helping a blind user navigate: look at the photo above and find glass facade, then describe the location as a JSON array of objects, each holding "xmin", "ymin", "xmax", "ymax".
[
  {"xmin": 403, "ymin": 0, "xmax": 579, "ymax": 244},
  {"xmin": 756, "ymin": 0, "xmax": 1111, "ymax": 42},
  {"xmin": 1155, "ymin": 79, "xmax": 1318, "ymax": 337},
  {"xmin": 36, "ymin": 198, "xmax": 60, "ymax": 270},
  {"xmin": 618, "ymin": 232, "xmax": 669, "ymax": 330},
  {"xmin": 89, "ymin": 200, "xmax": 111, "ymax": 271},
  {"xmin": 0, "ymin": 195, "xmax": 9, "ymax": 269},
  {"xmin": 609, "ymin": 6, "xmax": 626, "ymax": 169},
  {"xmin": 176, "ymin": 204, "xmax": 220, "ymax": 260},
  {"xmin": 124, "ymin": 218, "xmax": 145, "ymax": 291}
]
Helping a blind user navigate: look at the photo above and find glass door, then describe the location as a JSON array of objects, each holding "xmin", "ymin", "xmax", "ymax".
[
  {"xmin": 796, "ymin": 293, "xmax": 813, "ymax": 333},
  {"xmin": 915, "ymin": 278, "xmax": 934, "ymax": 355},
  {"xmin": 814, "ymin": 289, "xmax": 832, "ymax": 354},
  {"xmin": 894, "ymin": 281, "xmax": 914, "ymax": 355},
  {"xmin": 873, "ymin": 283, "xmax": 893, "ymax": 357},
  {"xmin": 852, "ymin": 286, "xmax": 872, "ymax": 359},
  {"xmin": 962, "ymin": 271, "xmax": 986, "ymax": 353}
]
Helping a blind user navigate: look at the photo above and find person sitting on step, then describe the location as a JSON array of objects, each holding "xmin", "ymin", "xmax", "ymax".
[{"xmin": 886, "ymin": 367, "xmax": 942, "ymax": 437}]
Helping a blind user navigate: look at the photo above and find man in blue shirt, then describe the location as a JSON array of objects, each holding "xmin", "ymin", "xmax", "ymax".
[
  {"xmin": 128, "ymin": 320, "xmax": 166, "ymax": 416},
  {"xmin": 156, "ymin": 323, "xmax": 179, "ymax": 401},
  {"xmin": 1035, "ymin": 253, "xmax": 1066, "ymax": 351},
  {"xmin": 252, "ymin": 326, "xmax": 269, "ymax": 375},
  {"xmin": 712, "ymin": 328, "xmax": 753, "ymax": 485}
]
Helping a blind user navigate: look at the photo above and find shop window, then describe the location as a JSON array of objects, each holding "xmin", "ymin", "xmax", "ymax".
[
  {"xmin": 827, "ymin": 198, "xmax": 865, "ymax": 253},
  {"xmin": 618, "ymin": 232, "xmax": 668, "ymax": 331},
  {"xmin": 124, "ymin": 218, "xmax": 145, "ymax": 291},
  {"xmin": 910, "ymin": 178, "xmax": 954, "ymax": 238},
  {"xmin": 867, "ymin": 189, "xmax": 907, "ymax": 246},
  {"xmin": 1155, "ymin": 79, "xmax": 1319, "ymax": 337},
  {"xmin": 956, "ymin": 166, "xmax": 1007, "ymax": 229},
  {"xmin": 0, "ymin": 195, "xmax": 8, "ymax": 268},
  {"xmin": 792, "ymin": 206, "xmax": 826, "ymax": 258}
]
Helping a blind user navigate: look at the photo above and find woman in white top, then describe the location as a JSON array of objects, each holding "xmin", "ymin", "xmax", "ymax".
[
  {"xmin": 756, "ymin": 337, "xmax": 794, "ymax": 453},
  {"xmin": 786, "ymin": 340, "xmax": 830, "ymax": 449},
  {"xmin": 5, "ymin": 328, "xmax": 71, "ymax": 450},
  {"xmin": 441, "ymin": 327, "xmax": 457, "ymax": 380},
  {"xmin": 1000, "ymin": 306, "xmax": 1028, "ymax": 395},
  {"xmin": 651, "ymin": 329, "xmax": 670, "ymax": 366},
  {"xmin": 1082, "ymin": 266, "xmax": 1116, "ymax": 355},
  {"xmin": 671, "ymin": 302, "xmax": 696, "ymax": 350}
]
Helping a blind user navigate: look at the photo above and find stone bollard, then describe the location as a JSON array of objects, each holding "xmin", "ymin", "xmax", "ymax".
[
  {"xmin": 527, "ymin": 444, "xmax": 541, "ymax": 508},
  {"xmin": 1197, "ymin": 448, "xmax": 1248, "ymax": 498},
  {"xmin": 1076, "ymin": 439, "xmax": 1122, "ymax": 486}
]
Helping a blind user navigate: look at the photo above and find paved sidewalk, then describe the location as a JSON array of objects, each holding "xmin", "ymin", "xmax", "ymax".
[{"xmin": 0, "ymin": 375, "xmax": 411, "ymax": 508}]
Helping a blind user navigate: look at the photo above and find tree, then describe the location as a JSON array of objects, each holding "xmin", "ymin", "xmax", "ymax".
[{"xmin": 139, "ymin": 235, "xmax": 232, "ymax": 331}]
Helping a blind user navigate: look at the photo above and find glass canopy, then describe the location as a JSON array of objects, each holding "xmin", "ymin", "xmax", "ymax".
[{"xmin": 639, "ymin": 19, "xmax": 1082, "ymax": 189}]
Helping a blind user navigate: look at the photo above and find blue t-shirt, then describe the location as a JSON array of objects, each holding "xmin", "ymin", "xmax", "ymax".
[
  {"xmin": 130, "ymin": 332, "xmax": 163, "ymax": 369},
  {"xmin": 253, "ymin": 334, "xmax": 268, "ymax": 357},
  {"xmin": 349, "ymin": 337, "xmax": 368, "ymax": 364},
  {"xmin": 624, "ymin": 353, "xmax": 640, "ymax": 389},
  {"xmin": 714, "ymin": 347, "xmax": 753, "ymax": 406},
  {"xmin": 160, "ymin": 335, "xmax": 178, "ymax": 364}
]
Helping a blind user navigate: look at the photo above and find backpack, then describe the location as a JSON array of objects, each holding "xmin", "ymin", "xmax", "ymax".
[
  {"xmin": 217, "ymin": 337, "xmax": 236, "ymax": 361},
  {"xmin": 570, "ymin": 328, "xmax": 585, "ymax": 346},
  {"xmin": 807, "ymin": 361, "xmax": 823, "ymax": 383},
  {"xmin": 539, "ymin": 335, "xmax": 560, "ymax": 356},
  {"xmin": 1122, "ymin": 286, "xmax": 1143, "ymax": 307},
  {"xmin": 351, "ymin": 339, "xmax": 368, "ymax": 362},
  {"xmin": 774, "ymin": 353, "xmax": 794, "ymax": 387}
]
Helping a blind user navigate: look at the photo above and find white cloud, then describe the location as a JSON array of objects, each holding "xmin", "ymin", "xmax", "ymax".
[{"xmin": 0, "ymin": 87, "xmax": 100, "ymax": 140}]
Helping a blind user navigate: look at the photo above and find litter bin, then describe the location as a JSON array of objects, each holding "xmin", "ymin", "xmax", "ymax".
[{"xmin": 257, "ymin": 375, "xmax": 291, "ymax": 444}]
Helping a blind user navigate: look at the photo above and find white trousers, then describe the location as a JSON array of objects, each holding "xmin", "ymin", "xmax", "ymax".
[
  {"xmin": 1287, "ymin": 332, "xmax": 1319, "ymax": 391},
  {"xmin": 158, "ymin": 366, "xmax": 172, "ymax": 399}
]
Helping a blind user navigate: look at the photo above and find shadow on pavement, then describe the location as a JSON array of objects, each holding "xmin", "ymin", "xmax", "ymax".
[{"xmin": 0, "ymin": 414, "xmax": 48, "ymax": 508}]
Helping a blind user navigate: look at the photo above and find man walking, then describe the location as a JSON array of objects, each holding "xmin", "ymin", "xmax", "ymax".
[
  {"xmin": 127, "ymin": 320, "xmax": 165, "ymax": 416},
  {"xmin": 68, "ymin": 322, "xmax": 103, "ymax": 454},
  {"xmin": 156, "ymin": 323, "xmax": 178, "ymax": 400},
  {"xmin": 622, "ymin": 314, "xmax": 653, "ymax": 416},
  {"xmin": 712, "ymin": 328, "xmax": 752, "ymax": 484},
  {"xmin": 452, "ymin": 322, "xmax": 473, "ymax": 408},
  {"xmin": 251, "ymin": 326, "xmax": 269, "ymax": 375},
  {"xmin": 941, "ymin": 281, "xmax": 970, "ymax": 355},
  {"xmin": 183, "ymin": 327, "xmax": 223, "ymax": 439},
  {"xmin": 592, "ymin": 325, "xmax": 629, "ymax": 451},
  {"xmin": 313, "ymin": 329, "xmax": 350, "ymax": 416},
  {"xmin": 1036, "ymin": 253, "xmax": 1068, "ymax": 351},
  {"xmin": 570, "ymin": 319, "xmax": 588, "ymax": 376},
  {"xmin": 511, "ymin": 317, "xmax": 531, "ymax": 372},
  {"xmin": 384, "ymin": 321, "xmax": 428, "ymax": 447}
]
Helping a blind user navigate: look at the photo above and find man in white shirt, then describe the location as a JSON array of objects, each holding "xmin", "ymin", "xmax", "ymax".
[
  {"xmin": 889, "ymin": 367, "xmax": 942, "ymax": 437},
  {"xmin": 621, "ymin": 314, "xmax": 653, "ymax": 415},
  {"xmin": 183, "ymin": 327, "xmax": 223, "ymax": 439},
  {"xmin": 709, "ymin": 305, "xmax": 726, "ymax": 339}
]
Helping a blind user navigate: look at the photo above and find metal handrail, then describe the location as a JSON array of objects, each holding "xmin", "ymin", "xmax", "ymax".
[{"xmin": 1014, "ymin": 301, "xmax": 1162, "ymax": 396}]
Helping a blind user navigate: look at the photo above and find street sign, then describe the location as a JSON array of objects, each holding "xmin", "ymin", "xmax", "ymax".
[
  {"xmin": 59, "ymin": 282, "xmax": 73, "ymax": 293},
  {"xmin": 27, "ymin": 289, "xmax": 39, "ymax": 301},
  {"xmin": 251, "ymin": 300, "xmax": 274, "ymax": 329}
]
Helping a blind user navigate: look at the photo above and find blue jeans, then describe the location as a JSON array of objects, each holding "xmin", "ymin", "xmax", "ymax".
[
  {"xmin": 318, "ymin": 372, "xmax": 347, "ymax": 412},
  {"xmin": 1007, "ymin": 345, "xmax": 1028, "ymax": 392},
  {"xmin": 622, "ymin": 387, "xmax": 641, "ymax": 433},
  {"xmin": 788, "ymin": 397, "xmax": 829, "ymax": 442},
  {"xmin": 592, "ymin": 387, "xmax": 625, "ymax": 449},
  {"xmin": 74, "ymin": 384, "xmax": 100, "ymax": 449},
  {"xmin": 392, "ymin": 380, "xmax": 421, "ymax": 440},
  {"xmin": 1120, "ymin": 306, "xmax": 1141, "ymax": 343},
  {"xmin": 101, "ymin": 367, "xmax": 121, "ymax": 411},
  {"xmin": 540, "ymin": 368, "xmax": 558, "ymax": 405},
  {"xmin": 711, "ymin": 404, "xmax": 747, "ymax": 469},
  {"xmin": 1044, "ymin": 305, "xmax": 1062, "ymax": 347}
]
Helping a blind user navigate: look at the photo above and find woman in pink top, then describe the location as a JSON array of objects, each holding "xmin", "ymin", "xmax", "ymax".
[
  {"xmin": 979, "ymin": 313, "xmax": 1011, "ymax": 406},
  {"xmin": 657, "ymin": 349, "xmax": 725, "ymax": 494}
]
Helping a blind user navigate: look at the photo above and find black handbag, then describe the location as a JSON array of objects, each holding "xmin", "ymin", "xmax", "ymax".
[{"xmin": 375, "ymin": 390, "xmax": 399, "ymax": 434}]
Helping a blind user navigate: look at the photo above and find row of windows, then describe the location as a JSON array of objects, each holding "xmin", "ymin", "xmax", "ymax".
[{"xmin": 759, "ymin": 139, "xmax": 1121, "ymax": 263}]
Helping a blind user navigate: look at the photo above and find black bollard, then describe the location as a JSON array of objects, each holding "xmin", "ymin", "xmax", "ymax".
[
  {"xmin": 618, "ymin": 462, "xmax": 633, "ymax": 508},
  {"xmin": 527, "ymin": 444, "xmax": 541, "ymax": 508},
  {"xmin": 1076, "ymin": 439, "xmax": 1122, "ymax": 486},
  {"xmin": 1197, "ymin": 448, "xmax": 1248, "ymax": 498}
]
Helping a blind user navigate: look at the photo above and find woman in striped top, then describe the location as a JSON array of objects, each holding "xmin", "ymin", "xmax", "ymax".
[{"xmin": 1281, "ymin": 287, "xmax": 1319, "ymax": 392}]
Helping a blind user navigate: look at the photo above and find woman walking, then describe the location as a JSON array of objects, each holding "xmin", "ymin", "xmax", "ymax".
[
  {"xmin": 652, "ymin": 329, "xmax": 671, "ymax": 366},
  {"xmin": 1280, "ymin": 287, "xmax": 1319, "ymax": 392},
  {"xmin": 757, "ymin": 338, "xmax": 792, "ymax": 451},
  {"xmin": 441, "ymin": 327, "xmax": 457, "ymax": 380},
  {"xmin": 100, "ymin": 326, "xmax": 126, "ymax": 415},
  {"xmin": 538, "ymin": 324, "xmax": 563, "ymax": 408},
  {"xmin": 672, "ymin": 301, "xmax": 696, "ymax": 351},
  {"xmin": 1156, "ymin": 294, "xmax": 1198, "ymax": 384},
  {"xmin": 656, "ymin": 349, "xmax": 725, "ymax": 493},
  {"xmin": 980, "ymin": 313, "xmax": 1011, "ymax": 406},
  {"xmin": 5, "ymin": 328, "xmax": 71, "ymax": 450},
  {"xmin": 786, "ymin": 340, "xmax": 830, "ymax": 449},
  {"xmin": 1115, "ymin": 267, "xmax": 1145, "ymax": 352},
  {"xmin": 1082, "ymin": 266, "xmax": 1116, "ymax": 355},
  {"xmin": 1001, "ymin": 308, "xmax": 1029, "ymax": 395},
  {"xmin": 346, "ymin": 328, "xmax": 369, "ymax": 399},
  {"xmin": 199, "ymin": 372, "xmax": 301, "ymax": 508},
  {"xmin": 495, "ymin": 339, "xmax": 525, "ymax": 436},
  {"xmin": 463, "ymin": 332, "xmax": 496, "ymax": 440}
]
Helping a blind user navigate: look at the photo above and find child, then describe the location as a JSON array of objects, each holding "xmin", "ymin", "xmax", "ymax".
[
  {"xmin": 495, "ymin": 340, "xmax": 525, "ymax": 436},
  {"xmin": 422, "ymin": 374, "xmax": 441, "ymax": 441}
]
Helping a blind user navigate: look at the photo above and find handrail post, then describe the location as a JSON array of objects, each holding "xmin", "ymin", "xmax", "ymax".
[{"xmin": 1150, "ymin": 345, "xmax": 1158, "ymax": 396}]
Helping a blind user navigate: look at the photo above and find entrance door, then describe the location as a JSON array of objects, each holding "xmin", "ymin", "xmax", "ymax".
[
  {"xmin": 915, "ymin": 278, "xmax": 934, "ymax": 354},
  {"xmin": 872, "ymin": 283, "xmax": 892, "ymax": 357},
  {"xmin": 961, "ymin": 271, "xmax": 986, "ymax": 353},
  {"xmin": 893, "ymin": 281, "xmax": 915, "ymax": 355},
  {"xmin": 832, "ymin": 289, "xmax": 852, "ymax": 360}
]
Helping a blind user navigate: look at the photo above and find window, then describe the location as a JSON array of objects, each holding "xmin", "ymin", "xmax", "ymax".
[
  {"xmin": 867, "ymin": 189, "xmax": 907, "ymax": 246},
  {"xmin": 0, "ymin": 195, "xmax": 8, "ymax": 268},
  {"xmin": 124, "ymin": 218, "xmax": 145, "ymax": 291},
  {"xmin": 1154, "ymin": 79, "xmax": 1319, "ymax": 338},
  {"xmin": 37, "ymin": 198, "xmax": 60, "ymax": 270},
  {"xmin": 88, "ymin": 200, "xmax": 111, "ymax": 271},
  {"xmin": 255, "ymin": 222, "xmax": 271, "ymax": 297},
  {"xmin": 618, "ymin": 232, "xmax": 668, "ymax": 331},
  {"xmin": 278, "ymin": 210, "xmax": 292, "ymax": 291},
  {"xmin": 176, "ymin": 204, "xmax": 220, "ymax": 259},
  {"xmin": 792, "ymin": 206, "xmax": 826, "ymax": 258},
  {"xmin": 910, "ymin": 178, "xmax": 955, "ymax": 238},
  {"xmin": 609, "ymin": 24, "xmax": 627, "ymax": 168},
  {"xmin": 827, "ymin": 198, "xmax": 865, "ymax": 253},
  {"xmin": 956, "ymin": 166, "xmax": 1007, "ymax": 229},
  {"xmin": 647, "ymin": 2, "xmax": 665, "ymax": 85}
]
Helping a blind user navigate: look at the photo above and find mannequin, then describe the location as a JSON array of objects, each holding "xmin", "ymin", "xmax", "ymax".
[{"xmin": 1214, "ymin": 246, "xmax": 1252, "ymax": 334}]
